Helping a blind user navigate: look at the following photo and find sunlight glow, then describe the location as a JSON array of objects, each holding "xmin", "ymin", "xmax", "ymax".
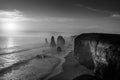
[
  {"xmin": 1, "ymin": 20, "xmax": 20, "ymax": 36},
  {"xmin": 0, "ymin": 10, "xmax": 25, "ymax": 35},
  {"xmin": 3, "ymin": 21, "xmax": 18, "ymax": 31}
]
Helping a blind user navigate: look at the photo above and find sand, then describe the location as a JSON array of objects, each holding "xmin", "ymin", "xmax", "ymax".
[{"xmin": 48, "ymin": 51, "xmax": 94, "ymax": 80}]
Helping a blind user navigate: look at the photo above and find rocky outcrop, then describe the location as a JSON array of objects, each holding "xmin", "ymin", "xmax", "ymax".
[
  {"xmin": 50, "ymin": 36, "xmax": 56, "ymax": 47},
  {"xmin": 45, "ymin": 38, "xmax": 49, "ymax": 45},
  {"xmin": 74, "ymin": 33, "xmax": 120, "ymax": 80},
  {"xmin": 57, "ymin": 36, "xmax": 65, "ymax": 46},
  {"xmin": 73, "ymin": 74, "xmax": 101, "ymax": 80},
  {"xmin": 57, "ymin": 46, "xmax": 62, "ymax": 52}
]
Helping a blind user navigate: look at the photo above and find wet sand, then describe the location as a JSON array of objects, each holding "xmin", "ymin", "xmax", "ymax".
[
  {"xmin": 0, "ymin": 45, "xmax": 93, "ymax": 80},
  {"xmin": 48, "ymin": 51, "xmax": 93, "ymax": 80},
  {"xmin": 43, "ymin": 48, "xmax": 70, "ymax": 80}
]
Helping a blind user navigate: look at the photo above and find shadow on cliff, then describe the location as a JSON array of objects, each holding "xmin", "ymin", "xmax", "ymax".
[{"xmin": 74, "ymin": 33, "xmax": 120, "ymax": 80}]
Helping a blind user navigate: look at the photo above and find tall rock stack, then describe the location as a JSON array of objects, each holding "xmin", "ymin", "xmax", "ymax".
[
  {"xmin": 74, "ymin": 33, "xmax": 120, "ymax": 80},
  {"xmin": 50, "ymin": 36, "xmax": 56, "ymax": 47},
  {"xmin": 57, "ymin": 36, "xmax": 65, "ymax": 47},
  {"xmin": 45, "ymin": 38, "xmax": 49, "ymax": 45}
]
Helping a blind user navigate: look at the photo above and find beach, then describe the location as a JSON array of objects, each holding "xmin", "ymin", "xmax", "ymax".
[
  {"xmin": 48, "ymin": 50, "xmax": 93, "ymax": 80},
  {"xmin": 0, "ymin": 34, "xmax": 93, "ymax": 80},
  {"xmin": 0, "ymin": 34, "xmax": 65, "ymax": 80}
]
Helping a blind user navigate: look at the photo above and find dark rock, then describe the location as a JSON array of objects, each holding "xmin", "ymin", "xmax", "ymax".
[
  {"xmin": 45, "ymin": 38, "xmax": 49, "ymax": 45},
  {"xmin": 74, "ymin": 33, "xmax": 120, "ymax": 80},
  {"xmin": 57, "ymin": 46, "xmax": 62, "ymax": 52},
  {"xmin": 73, "ymin": 74, "xmax": 101, "ymax": 80},
  {"xmin": 35, "ymin": 54, "xmax": 50, "ymax": 59},
  {"xmin": 57, "ymin": 35, "xmax": 65, "ymax": 46},
  {"xmin": 50, "ymin": 36, "xmax": 56, "ymax": 47},
  {"xmin": 74, "ymin": 34, "xmax": 95, "ymax": 70}
]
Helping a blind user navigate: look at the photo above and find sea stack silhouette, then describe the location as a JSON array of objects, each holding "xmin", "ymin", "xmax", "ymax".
[
  {"xmin": 45, "ymin": 38, "xmax": 49, "ymax": 45},
  {"xmin": 50, "ymin": 36, "xmax": 56, "ymax": 47},
  {"xmin": 74, "ymin": 33, "xmax": 120, "ymax": 80},
  {"xmin": 57, "ymin": 46, "xmax": 62, "ymax": 52},
  {"xmin": 57, "ymin": 35, "xmax": 65, "ymax": 47}
]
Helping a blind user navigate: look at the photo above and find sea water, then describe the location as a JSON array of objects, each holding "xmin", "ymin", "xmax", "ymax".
[{"xmin": 0, "ymin": 32, "xmax": 61, "ymax": 80}]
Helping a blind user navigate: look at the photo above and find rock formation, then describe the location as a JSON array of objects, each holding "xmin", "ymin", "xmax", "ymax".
[
  {"xmin": 74, "ymin": 33, "xmax": 120, "ymax": 80},
  {"xmin": 45, "ymin": 38, "xmax": 49, "ymax": 45},
  {"xmin": 57, "ymin": 35, "xmax": 65, "ymax": 46},
  {"xmin": 50, "ymin": 36, "xmax": 56, "ymax": 47},
  {"xmin": 73, "ymin": 74, "xmax": 101, "ymax": 80},
  {"xmin": 57, "ymin": 46, "xmax": 62, "ymax": 52}
]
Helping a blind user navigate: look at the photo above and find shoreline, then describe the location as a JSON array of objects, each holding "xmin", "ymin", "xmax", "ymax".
[
  {"xmin": 43, "ymin": 56, "xmax": 65, "ymax": 80},
  {"xmin": 44, "ymin": 49, "xmax": 71, "ymax": 80},
  {"xmin": 48, "ymin": 51, "xmax": 94, "ymax": 80},
  {"xmin": 38, "ymin": 58, "xmax": 61, "ymax": 80}
]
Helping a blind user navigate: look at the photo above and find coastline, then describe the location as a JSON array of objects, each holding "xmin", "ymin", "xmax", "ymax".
[
  {"xmin": 38, "ymin": 58, "xmax": 61, "ymax": 80},
  {"xmin": 48, "ymin": 51, "xmax": 94, "ymax": 80},
  {"xmin": 44, "ymin": 49, "xmax": 71, "ymax": 80}
]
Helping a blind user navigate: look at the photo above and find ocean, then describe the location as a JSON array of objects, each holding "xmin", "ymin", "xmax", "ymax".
[{"xmin": 0, "ymin": 32, "xmax": 67, "ymax": 80}]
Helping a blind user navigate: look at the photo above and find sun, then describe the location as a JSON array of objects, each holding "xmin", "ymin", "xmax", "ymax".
[
  {"xmin": 2, "ymin": 21, "xmax": 18, "ymax": 32},
  {"xmin": 1, "ymin": 20, "xmax": 20, "ymax": 36},
  {"xmin": 1, "ymin": 10, "xmax": 22, "ymax": 33},
  {"xmin": 4, "ymin": 22, "xmax": 17, "ymax": 31}
]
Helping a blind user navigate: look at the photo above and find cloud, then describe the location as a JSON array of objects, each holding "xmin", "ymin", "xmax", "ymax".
[
  {"xmin": 0, "ymin": 10, "xmax": 74, "ymax": 23},
  {"xmin": 0, "ymin": 10, "xmax": 32, "ymax": 22},
  {"xmin": 111, "ymin": 14, "xmax": 120, "ymax": 18},
  {"xmin": 76, "ymin": 4, "xmax": 114, "ymax": 14},
  {"xmin": 76, "ymin": 4, "xmax": 120, "ymax": 19},
  {"xmin": 0, "ymin": 10, "xmax": 22, "ymax": 18},
  {"xmin": 36, "ymin": 17, "xmax": 74, "ymax": 22}
]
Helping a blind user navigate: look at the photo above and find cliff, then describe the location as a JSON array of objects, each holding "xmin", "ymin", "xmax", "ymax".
[{"xmin": 74, "ymin": 33, "xmax": 120, "ymax": 80}]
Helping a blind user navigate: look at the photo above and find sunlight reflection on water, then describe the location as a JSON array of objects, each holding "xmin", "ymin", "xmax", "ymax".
[
  {"xmin": 6, "ymin": 37, "xmax": 15, "ymax": 48},
  {"xmin": 0, "ymin": 54, "xmax": 18, "ymax": 69},
  {"xmin": 0, "ymin": 37, "xmax": 18, "ymax": 69},
  {"xmin": 0, "ymin": 32, "xmax": 71, "ymax": 80},
  {"xmin": 0, "ymin": 37, "xmax": 16, "ymax": 49}
]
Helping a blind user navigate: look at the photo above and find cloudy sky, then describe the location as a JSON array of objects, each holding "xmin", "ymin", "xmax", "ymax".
[{"xmin": 0, "ymin": 0, "xmax": 120, "ymax": 33}]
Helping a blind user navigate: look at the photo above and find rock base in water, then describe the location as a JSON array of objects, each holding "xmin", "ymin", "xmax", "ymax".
[{"xmin": 73, "ymin": 74, "xmax": 102, "ymax": 80}]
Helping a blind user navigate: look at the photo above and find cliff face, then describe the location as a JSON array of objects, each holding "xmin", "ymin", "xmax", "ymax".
[{"xmin": 74, "ymin": 33, "xmax": 120, "ymax": 80}]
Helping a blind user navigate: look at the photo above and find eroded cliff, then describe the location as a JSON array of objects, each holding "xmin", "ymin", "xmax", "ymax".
[{"xmin": 74, "ymin": 33, "xmax": 120, "ymax": 80}]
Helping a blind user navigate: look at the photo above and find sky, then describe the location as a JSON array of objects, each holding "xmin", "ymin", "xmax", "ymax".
[{"xmin": 0, "ymin": 0, "xmax": 120, "ymax": 34}]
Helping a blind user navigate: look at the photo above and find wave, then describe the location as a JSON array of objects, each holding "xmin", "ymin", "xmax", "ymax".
[
  {"xmin": 0, "ymin": 45, "xmax": 46, "ymax": 56},
  {"xmin": 0, "ymin": 54, "xmax": 52, "ymax": 77}
]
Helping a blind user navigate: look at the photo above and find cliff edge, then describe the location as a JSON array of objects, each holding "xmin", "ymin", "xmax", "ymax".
[{"xmin": 74, "ymin": 33, "xmax": 120, "ymax": 80}]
